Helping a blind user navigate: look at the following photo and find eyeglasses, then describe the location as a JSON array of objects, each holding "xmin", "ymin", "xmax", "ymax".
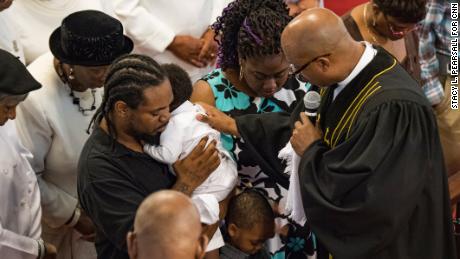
[
  {"xmin": 289, "ymin": 53, "xmax": 331, "ymax": 83},
  {"xmin": 384, "ymin": 15, "xmax": 420, "ymax": 37}
]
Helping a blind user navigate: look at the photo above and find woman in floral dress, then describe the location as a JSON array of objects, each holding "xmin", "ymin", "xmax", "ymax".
[{"xmin": 191, "ymin": 0, "xmax": 315, "ymax": 258}]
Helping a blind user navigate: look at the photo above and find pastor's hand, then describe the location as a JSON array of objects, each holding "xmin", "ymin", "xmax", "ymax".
[{"xmin": 290, "ymin": 113, "xmax": 321, "ymax": 156}]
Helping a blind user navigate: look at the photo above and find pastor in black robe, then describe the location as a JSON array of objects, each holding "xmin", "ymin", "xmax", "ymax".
[{"xmin": 235, "ymin": 47, "xmax": 456, "ymax": 259}]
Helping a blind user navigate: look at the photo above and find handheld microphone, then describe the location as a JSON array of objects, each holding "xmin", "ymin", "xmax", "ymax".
[{"xmin": 303, "ymin": 90, "xmax": 321, "ymax": 124}]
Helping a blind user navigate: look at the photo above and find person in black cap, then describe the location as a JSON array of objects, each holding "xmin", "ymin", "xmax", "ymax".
[
  {"xmin": 0, "ymin": 48, "xmax": 40, "ymax": 125},
  {"xmin": 0, "ymin": 49, "xmax": 57, "ymax": 259},
  {"xmin": 14, "ymin": 10, "xmax": 133, "ymax": 259}
]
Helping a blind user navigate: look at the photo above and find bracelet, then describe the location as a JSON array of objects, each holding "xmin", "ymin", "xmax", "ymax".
[
  {"xmin": 36, "ymin": 239, "xmax": 45, "ymax": 259},
  {"xmin": 64, "ymin": 209, "xmax": 75, "ymax": 225},
  {"xmin": 65, "ymin": 207, "xmax": 81, "ymax": 227}
]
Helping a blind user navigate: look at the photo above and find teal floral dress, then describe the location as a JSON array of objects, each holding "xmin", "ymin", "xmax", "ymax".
[{"xmin": 201, "ymin": 69, "xmax": 316, "ymax": 259}]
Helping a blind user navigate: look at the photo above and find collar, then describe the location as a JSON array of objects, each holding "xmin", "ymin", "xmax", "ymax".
[
  {"xmin": 333, "ymin": 41, "xmax": 377, "ymax": 100},
  {"xmin": 92, "ymin": 126, "xmax": 151, "ymax": 158},
  {"xmin": 171, "ymin": 100, "xmax": 195, "ymax": 116},
  {"xmin": 222, "ymin": 243, "xmax": 249, "ymax": 258}
]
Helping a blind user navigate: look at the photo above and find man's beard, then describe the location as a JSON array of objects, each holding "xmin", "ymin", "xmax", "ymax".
[{"xmin": 127, "ymin": 119, "xmax": 160, "ymax": 146}]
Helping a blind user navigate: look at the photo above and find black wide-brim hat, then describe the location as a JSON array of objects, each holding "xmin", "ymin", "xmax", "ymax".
[{"xmin": 49, "ymin": 10, "xmax": 133, "ymax": 66}]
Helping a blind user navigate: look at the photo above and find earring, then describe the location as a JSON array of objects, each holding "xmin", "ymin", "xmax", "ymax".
[
  {"xmin": 57, "ymin": 62, "xmax": 66, "ymax": 82},
  {"xmin": 68, "ymin": 68, "xmax": 75, "ymax": 81},
  {"xmin": 372, "ymin": 17, "xmax": 376, "ymax": 27},
  {"xmin": 239, "ymin": 68, "xmax": 244, "ymax": 80}
]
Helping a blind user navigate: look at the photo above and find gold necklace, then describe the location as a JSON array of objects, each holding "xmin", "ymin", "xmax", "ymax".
[{"xmin": 363, "ymin": 3, "xmax": 382, "ymax": 44}]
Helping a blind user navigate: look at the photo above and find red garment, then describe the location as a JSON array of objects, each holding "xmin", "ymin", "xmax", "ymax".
[{"xmin": 323, "ymin": 0, "xmax": 367, "ymax": 16}]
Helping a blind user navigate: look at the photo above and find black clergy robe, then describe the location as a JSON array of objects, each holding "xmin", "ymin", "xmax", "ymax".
[{"xmin": 235, "ymin": 47, "xmax": 456, "ymax": 259}]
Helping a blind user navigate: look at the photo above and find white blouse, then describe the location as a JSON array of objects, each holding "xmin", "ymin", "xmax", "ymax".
[{"xmin": 15, "ymin": 52, "xmax": 103, "ymax": 228}]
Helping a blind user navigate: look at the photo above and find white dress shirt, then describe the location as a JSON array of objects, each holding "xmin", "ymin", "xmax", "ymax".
[
  {"xmin": 15, "ymin": 52, "xmax": 101, "ymax": 259},
  {"xmin": 333, "ymin": 41, "xmax": 377, "ymax": 100},
  {"xmin": 8, "ymin": 0, "xmax": 102, "ymax": 64},
  {"xmin": 105, "ymin": 0, "xmax": 227, "ymax": 82},
  {"xmin": 0, "ymin": 121, "xmax": 42, "ymax": 259}
]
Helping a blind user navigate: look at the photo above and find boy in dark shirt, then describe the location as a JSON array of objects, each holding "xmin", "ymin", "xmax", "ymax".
[{"xmin": 220, "ymin": 190, "xmax": 275, "ymax": 259}]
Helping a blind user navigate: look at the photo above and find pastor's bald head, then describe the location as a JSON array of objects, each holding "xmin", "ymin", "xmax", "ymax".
[
  {"xmin": 282, "ymin": 8, "xmax": 351, "ymax": 64},
  {"xmin": 127, "ymin": 190, "xmax": 207, "ymax": 259},
  {"xmin": 281, "ymin": 8, "xmax": 364, "ymax": 86}
]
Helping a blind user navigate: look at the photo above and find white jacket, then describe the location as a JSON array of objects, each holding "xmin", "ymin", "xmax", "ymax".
[
  {"xmin": 0, "ymin": 121, "xmax": 42, "ymax": 259},
  {"xmin": 105, "ymin": 0, "xmax": 228, "ymax": 81}
]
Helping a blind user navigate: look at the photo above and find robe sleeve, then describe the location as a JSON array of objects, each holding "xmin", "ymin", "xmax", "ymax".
[
  {"xmin": 298, "ymin": 100, "xmax": 441, "ymax": 258},
  {"xmin": 235, "ymin": 100, "xmax": 306, "ymax": 188},
  {"xmin": 235, "ymin": 112, "xmax": 294, "ymax": 189}
]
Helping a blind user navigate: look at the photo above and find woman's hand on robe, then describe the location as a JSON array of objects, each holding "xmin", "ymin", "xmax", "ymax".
[
  {"xmin": 196, "ymin": 103, "xmax": 241, "ymax": 137},
  {"xmin": 173, "ymin": 137, "xmax": 220, "ymax": 196},
  {"xmin": 290, "ymin": 113, "xmax": 321, "ymax": 156}
]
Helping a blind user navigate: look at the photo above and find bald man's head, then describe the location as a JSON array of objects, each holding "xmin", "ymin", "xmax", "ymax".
[
  {"xmin": 127, "ymin": 190, "xmax": 207, "ymax": 259},
  {"xmin": 281, "ymin": 8, "xmax": 364, "ymax": 87},
  {"xmin": 282, "ymin": 8, "xmax": 350, "ymax": 63}
]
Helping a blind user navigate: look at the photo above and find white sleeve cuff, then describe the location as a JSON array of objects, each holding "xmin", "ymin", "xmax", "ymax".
[{"xmin": 191, "ymin": 194, "xmax": 220, "ymax": 225}]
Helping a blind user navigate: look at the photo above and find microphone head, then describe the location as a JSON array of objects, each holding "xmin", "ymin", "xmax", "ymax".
[{"xmin": 303, "ymin": 90, "xmax": 321, "ymax": 111}]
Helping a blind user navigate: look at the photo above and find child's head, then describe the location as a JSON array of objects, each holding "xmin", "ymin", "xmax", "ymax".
[
  {"xmin": 225, "ymin": 189, "xmax": 275, "ymax": 255},
  {"xmin": 161, "ymin": 64, "xmax": 193, "ymax": 111}
]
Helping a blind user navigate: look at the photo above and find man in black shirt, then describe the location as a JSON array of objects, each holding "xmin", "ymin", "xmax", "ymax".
[{"xmin": 78, "ymin": 54, "xmax": 220, "ymax": 259}]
